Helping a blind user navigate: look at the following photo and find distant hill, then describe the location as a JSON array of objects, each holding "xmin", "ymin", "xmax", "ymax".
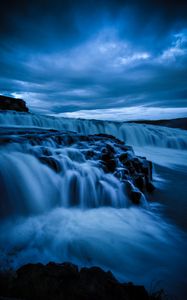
[{"xmin": 128, "ymin": 118, "xmax": 187, "ymax": 130}]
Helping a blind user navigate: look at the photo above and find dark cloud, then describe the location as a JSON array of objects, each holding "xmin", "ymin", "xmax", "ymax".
[{"xmin": 0, "ymin": 0, "xmax": 187, "ymax": 114}]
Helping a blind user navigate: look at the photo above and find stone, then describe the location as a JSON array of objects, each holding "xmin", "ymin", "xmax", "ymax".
[
  {"xmin": 133, "ymin": 174, "xmax": 145, "ymax": 191},
  {"xmin": 146, "ymin": 182, "xmax": 155, "ymax": 193},
  {"xmin": 130, "ymin": 190, "xmax": 142, "ymax": 205},
  {"xmin": 39, "ymin": 156, "xmax": 61, "ymax": 173},
  {"xmin": 101, "ymin": 147, "xmax": 117, "ymax": 173},
  {"xmin": 0, "ymin": 127, "xmax": 155, "ymax": 203},
  {"xmin": 0, "ymin": 95, "xmax": 29, "ymax": 112},
  {"xmin": 125, "ymin": 181, "xmax": 142, "ymax": 205},
  {"xmin": 83, "ymin": 150, "xmax": 95, "ymax": 159},
  {"xmin": 0, "ymin": 262, "xmax": 152, "ymax": 300}
]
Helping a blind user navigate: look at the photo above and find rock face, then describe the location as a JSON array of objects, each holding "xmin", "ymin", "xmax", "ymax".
[
  {"xmin": 0, "ymin": 95, "xmax": 29, "ymax": 112},
  {"xmin": 0, "ymin": 262, "xmax": 151, "ymax": 300}
]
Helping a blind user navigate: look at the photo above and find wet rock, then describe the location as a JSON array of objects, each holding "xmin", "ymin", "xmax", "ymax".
[
  {"xmin": 101, "ymin": 148, "xmax": 117, "ymax": 173},
  {"xmin": 119, "ymin": 152, "xmax": 128, "ymax": 162},
  {"xmin": 119, "ymin": 152, "xmax": 134, "ymax": 164},
  {"xmin": 133, "ymin": 174, "xmax": 145, "ymax": 191},
  {"xmin": 41, "ymin": 147, "xmax": 53, "ymax": 156},
  {"xmin": 94, "ymin": 133, "xmax": 124, "ymax": 145},
  {"xmin": 130, "ymin": 190, "xmax": 142, "ymax": 205},
  {"xmin": 69, "ymin": 173, "xmax": 80, "ymax": 206},
  {"xmin": 123, "ymin": 160, "xmax": 136, "ymax": 175},
  {"xmin": 0, "ymin": 95, "xmax": 29, "ymax": 112},
  {"xmin": 39, "ymin": 156, "xmax": 61, "ymax": 173},
  {"xmin": 119, "ymin": 145, "xmax": 134, "ymax": 152},
  {"xmin": 83, "ymin": 149, "xmax": 95, "ymax": 159},
  {"xmin": 0, "ymin": 262, "xmax": 150, "ymax": 300},
  {"xmin": 148, "ymin": 161, "xmax": 153, "ymax": 180},
  {"xmin": 0, "ymin": 127, "xmax": 155, "ymax": 202},
  {"xmin": 140, "ymin": 160, "xmax": 152, "ymax": 181},
  {"xmin": 106, "ymin": 143, "xmax": 116, "ymax": 154},
  {"xmin": 125, "ymin": 181, "xmax": 142, "ymax": 205},
  {"xmin": 114, "ymin": 168, "xmax": 129, "ymax": 180},
  {"xmin": 146, "ymin": 181, "xmax": 155, "ymax": 193}
]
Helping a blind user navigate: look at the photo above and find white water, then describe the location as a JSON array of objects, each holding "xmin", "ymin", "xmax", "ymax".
[
  {"xmin": 0, "ymin": 111, "xmax": 187, "ymax": 149},
  {"xmin": 0, "ymin": 207, "xmax": 187, "ymax": 298},
  {"xmin": 0, "ymin": 111, "xmax": 187, "ymax": 299},
  {"xmin": 0, "ymin": 144, "xmax": 128, "ymax": 217}
]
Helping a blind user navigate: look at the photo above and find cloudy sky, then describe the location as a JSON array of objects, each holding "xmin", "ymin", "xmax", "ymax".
[{"xmin": 0, "ymin": 0, "xmax": 187, "ymax": 118}]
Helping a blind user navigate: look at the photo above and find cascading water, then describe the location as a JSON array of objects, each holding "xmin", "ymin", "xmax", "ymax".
[
  {"xmin": 0, "ymin": 137, "xmax": 129, "ymax": 217},
  {"xmin": 0, "ymin": 111, "xmax": 187, "ymax": 149},
  {"xmin": 0, "ymin": 111, "xmax": 187, "ymax": 299}
]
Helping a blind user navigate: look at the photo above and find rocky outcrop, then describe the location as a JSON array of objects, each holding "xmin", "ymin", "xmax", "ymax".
[
  {"xmin": 0, "ymin": 95, "xmax": 29, "ymax": 112},
  {"xmin": 0, "ymin": 128, "xmax": 155, "ymax": 206},
  {"xmin": 0, "ymin": 262, "xmax": 155, "ymax": 300}
]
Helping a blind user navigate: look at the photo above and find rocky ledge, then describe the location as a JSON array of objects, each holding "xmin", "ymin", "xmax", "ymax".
[
  {"xmin": 0, "ymin": 95, "xmax": 29, "ymax": 112},
  {"xmin": 0, "ymin": 262, "xmax": 164, "ymax": 300},
  {"xmin": 0, "ymin": 128, "xmax": 155, "ymax": 205}
]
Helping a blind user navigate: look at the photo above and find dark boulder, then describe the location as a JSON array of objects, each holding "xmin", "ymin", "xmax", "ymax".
[
  {"xmin": 39, "ymin": 156, "xmax": 61, "ymax": 173},
  {"xmin": 106, "ymin": 143, "xmax": 116, "ymax": 154},
  {"xmin": 0, "ymin": 95, "xmax": 29, "ymax": 112},
  {"xmin": 83, "ymin": 149, "xmax": 95, "ymax": 159},
  {"xmin": 133, "ymin": 174, "xmax": 145, "ymax": 191},
  {"xmin": 146, "ymin": 181, "xmax": 155, "ymax": 193},
  {"xmin": 101, "ymin": 147, "xmax": 117, "ymax": 173},
  {"xmin": 130, "ymin": 190, "xmax": 142, "ymax": 205},
  {"xmin": 119, "ymin": 152, "xmax": 134, "ymax": 164},
  {"xmin": 114, "ymin": 168, "xmax": 129, "ymax": 180},
  {"xmin": 0, "ymin": 262, "xmax": 150, "ymax": 300},
  {"xmin": 125, "ymin": 181, "xmax": 142, "ymax": 205}
]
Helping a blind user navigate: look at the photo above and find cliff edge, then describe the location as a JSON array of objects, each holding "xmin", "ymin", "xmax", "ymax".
[{"xmin": 0, "ymin": 95, "xmax": 29, "ymax": 112}]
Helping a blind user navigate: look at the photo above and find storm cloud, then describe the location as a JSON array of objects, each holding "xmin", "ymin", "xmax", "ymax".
[{"xmin": 0, "ymin": 0, "xmax": 187, "ymax": 115}]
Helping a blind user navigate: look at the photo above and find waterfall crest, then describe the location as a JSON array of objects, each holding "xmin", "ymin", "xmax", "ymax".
[
  {"xmin": 1, "ymin": 111, "xmax": 187, "ymax": 149},
  {"xmin": 0, "ymin": 127, "xmax": 152, "ymax": 217}
]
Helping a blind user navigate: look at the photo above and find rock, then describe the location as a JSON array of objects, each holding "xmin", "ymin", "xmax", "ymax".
[
  {"xmin": 114, "ymin": 168, "xmax": 129, "ymax": 180},
  {"xmin": 119, "ymin": 152, "xmax": 134, "ymax": 164},
  {"xmin": 123, "ymin": 160, "xmax": 136, "ymax": 175},
  {"xmin": 0, "ymin": 127, "xmax": 155, "ymax": 203},
  {"xmin": 0, "ymin": 95, "xmax": 29, "ymax": 112},
  {"xmin": 119, "ymin": 152, "xmax": 128, "ymax": 162},
  {"xmin": 130, "ymin": 190, "xmax": 142, "ymax": 205},
  {"xmin": 141, "ymin": 160, "xmax": 152, "ymax": 181},
  {"xmin": 0, "ymin": 262, "xmax": 151, "ymax": 300},
  {"xmin": 94, "ymin": 134, "xmax": 124, "ymax": 145},
  {"xmin": 39, "ymin": 156, "xmax": 61, "ymax": 173},
  {"xmin": 101, "ymin": 147, "xmax": 117, "ymax": 173},
  {"xmin": 133, "ymin": 174, "xmax": 145, "ymax": 191},
  {"xmin": 106, "ymin": 143, "xmax": 116, "ymax": 154},
  {"xmin": 125, "ymin": 181, "xmax": 142, "ymax": 205},
  {"xmin": 146, "ymin": 181, "xmax": 155, "ymax": 193},
  {"xmin": 41, "ymin": 147, "xmax": 53, "ymax": 156},
  {"xmin": 103, "ymin": 159, "xmax": 117, "ymax": 173},
  {"xmin": 83, "ymin": 150, "xmax": 95, "ymax": 159}
]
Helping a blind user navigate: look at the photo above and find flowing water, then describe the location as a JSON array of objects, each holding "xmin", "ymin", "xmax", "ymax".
[{"xmin": 0, "ymin": 111, "xmax": 187, "ymax": 299}]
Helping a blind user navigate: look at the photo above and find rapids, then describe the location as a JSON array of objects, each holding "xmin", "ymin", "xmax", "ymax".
[
  {"xmin": 0, "ymin": 111, "xmax": 187, "ymax": 149},
  {"xmin": 0, "ymin": 111, "xmax": 187, "ymax": 299}
]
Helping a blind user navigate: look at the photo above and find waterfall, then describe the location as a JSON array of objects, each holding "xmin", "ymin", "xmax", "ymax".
[
  {"xmin": 1, "ymin": 111, "xmax": 187, "ymax": 299},
  {"xmin": 0, "ymin": 111, "xmax": 187, "ymax": 149},
  {"xmin": 0, "ymin": 128, "xmax": 137, "ymax": 218}
]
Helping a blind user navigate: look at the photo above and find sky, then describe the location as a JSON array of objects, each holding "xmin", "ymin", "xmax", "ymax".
[{"xmin": 0, "ymin": 0, "xmax": 187, "ymax": 119}]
